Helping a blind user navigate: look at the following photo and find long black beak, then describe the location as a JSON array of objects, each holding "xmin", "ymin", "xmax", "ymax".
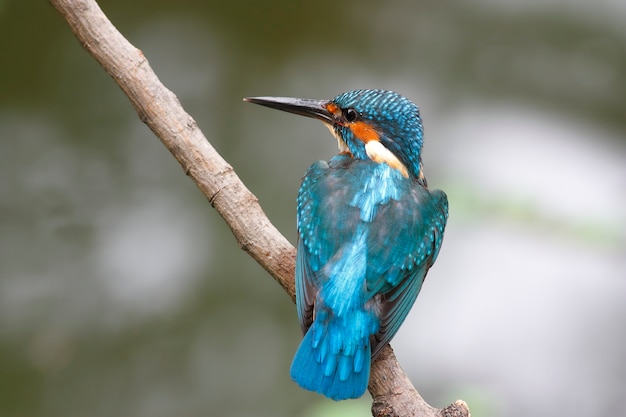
[{"xmin": 243, "ymin": 96, "xmax": 334, "ymax": 124}]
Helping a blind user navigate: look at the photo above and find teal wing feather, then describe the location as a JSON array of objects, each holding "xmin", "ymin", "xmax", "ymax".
[
  {"xmin": 295, "ymin": 158, "xmax": 361, "ymax": 333},
  {"xmin": 366, "ymin": 188, "xmax": 448, "ymax": 357},
  {"xmin": 295, "ymin": 238, "xmax": 315, "ymax": 334}
]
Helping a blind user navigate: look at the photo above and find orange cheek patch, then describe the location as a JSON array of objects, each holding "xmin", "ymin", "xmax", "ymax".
[{"xmin": 350, "ymin": 121, "xmax": 380, "ymax": 143}]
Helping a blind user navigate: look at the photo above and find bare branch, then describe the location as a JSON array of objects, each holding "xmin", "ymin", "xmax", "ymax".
[{"xmin": 48, "ymin": 1, "xmax": 470, "ymax": 416}]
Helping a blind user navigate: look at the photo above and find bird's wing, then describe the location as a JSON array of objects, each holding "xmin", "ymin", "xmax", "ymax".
[
  {"xmin": 367, "ymin": 188, "xmax": 448, "ymax": 358},
  {"xmin": 295, "ymin": 238, "xmax": 316, "ymax": 334},
  {"xmin": 295, "ymin": 158, "xmax": 362, "ymax": 333}
]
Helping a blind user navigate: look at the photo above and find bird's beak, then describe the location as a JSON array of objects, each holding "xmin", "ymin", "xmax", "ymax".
[{"xmin": 243, "ymin": 96, "xmax": 334, "ymax": 124}]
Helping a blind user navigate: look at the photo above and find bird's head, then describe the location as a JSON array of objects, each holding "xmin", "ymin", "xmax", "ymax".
[{"xmin": 244, "ymin": 89, "xmax": 425, "ymax": 181}]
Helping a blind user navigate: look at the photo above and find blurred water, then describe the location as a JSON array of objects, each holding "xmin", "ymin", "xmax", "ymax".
[{"xmin": 0, "ymin": 1, "xmax": 624, "ymax": 416}]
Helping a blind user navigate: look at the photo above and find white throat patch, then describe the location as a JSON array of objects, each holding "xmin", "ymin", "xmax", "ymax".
[
  {"xmin": 365, "ymin": 140, "xmax": 409, "ymax": 178},
  {"xmin": 324, "ymin": 123, "xmax": 349, "ymax": 153}
]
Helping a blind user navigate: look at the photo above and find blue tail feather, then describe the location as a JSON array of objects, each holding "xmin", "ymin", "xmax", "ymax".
[{"xmin": 290, "ymin": 319, "xmax": 371, "ymax": 401}]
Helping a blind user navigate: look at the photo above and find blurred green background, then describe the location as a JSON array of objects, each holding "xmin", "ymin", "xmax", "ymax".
[{"xmin": 0, "ymin": 1, "xmax": 624, "ymax": 416}]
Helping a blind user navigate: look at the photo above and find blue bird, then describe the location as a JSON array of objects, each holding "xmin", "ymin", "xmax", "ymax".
[{"xmin": 244, "ymin": 89, "xmax": 448, "ymax": 401}]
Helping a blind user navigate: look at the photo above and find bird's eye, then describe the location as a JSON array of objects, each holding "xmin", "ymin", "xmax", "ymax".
[{"xmin": 344, "ymin": 108, "xmax": 358, "ymax": 122}]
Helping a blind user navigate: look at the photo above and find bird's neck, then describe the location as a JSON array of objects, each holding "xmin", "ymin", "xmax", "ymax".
[{"xmin": 335, "ymin": 146, "xmax": 424, "ymax": 183}]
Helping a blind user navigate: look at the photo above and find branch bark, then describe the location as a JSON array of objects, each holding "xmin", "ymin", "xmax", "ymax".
[{"xmin": 48, "ymin": 1, "xmax": 470, "ymax": 416}]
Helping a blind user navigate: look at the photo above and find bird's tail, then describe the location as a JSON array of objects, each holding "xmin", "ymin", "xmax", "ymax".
[{"xmin": 290, "ymin": 311, "xmax": 373, "ymax": 401}]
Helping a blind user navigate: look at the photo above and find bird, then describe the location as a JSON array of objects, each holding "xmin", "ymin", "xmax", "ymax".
[{"xmin": 244, "ymin": 89, "xmax": 448, "ymax": 401}]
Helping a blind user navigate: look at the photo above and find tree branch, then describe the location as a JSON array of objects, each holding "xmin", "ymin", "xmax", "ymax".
[{"xmin": 48, "ymin": 1, "xmax": 470, "ymax": 416}]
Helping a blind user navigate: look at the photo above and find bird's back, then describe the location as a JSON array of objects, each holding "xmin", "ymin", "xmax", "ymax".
[{"xmin": 291, "ymin": 154, "xmax": 448, "ymax": 399}]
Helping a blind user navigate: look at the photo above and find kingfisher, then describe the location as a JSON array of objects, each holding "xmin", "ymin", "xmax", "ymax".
[{"xmin": 244, "ymin": 89, "xmax": 448, "ymax": 401}]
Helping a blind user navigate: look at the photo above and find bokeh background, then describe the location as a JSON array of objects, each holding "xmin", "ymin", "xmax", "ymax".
[{"xmin": 1, "ymin": 1, "xmax": 624, "ymax": 416}]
